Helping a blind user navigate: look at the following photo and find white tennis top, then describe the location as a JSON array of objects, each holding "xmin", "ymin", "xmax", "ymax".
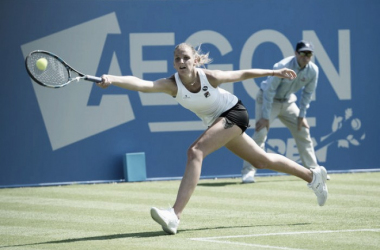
[{"xmin": 174, "ymin": 68, "xmax": 238, "ymax": 126}]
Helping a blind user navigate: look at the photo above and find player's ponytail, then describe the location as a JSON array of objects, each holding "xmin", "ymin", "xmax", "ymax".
[
  {"xmin": 194, "ymin": 44, "xmax": 213, "ymax": 67},
  {"xmin": 174, "ymin": 43, "xmax": 213, "ymax": 68}
]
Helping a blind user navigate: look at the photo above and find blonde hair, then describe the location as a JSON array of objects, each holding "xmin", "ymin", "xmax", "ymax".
[{"xmin": 174, "ymin": 43, "xmax": 213, "ymax": 67}]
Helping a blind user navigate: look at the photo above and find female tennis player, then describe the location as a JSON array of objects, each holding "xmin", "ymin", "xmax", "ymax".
[{"xmin": 96, "ymin": 43, "xmax": 328, "ymax": 235}]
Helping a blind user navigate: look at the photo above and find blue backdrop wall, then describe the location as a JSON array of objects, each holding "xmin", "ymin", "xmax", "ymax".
[{"xmin": 1, "ymin": 0, "xmax": 379, "ymax": 187}]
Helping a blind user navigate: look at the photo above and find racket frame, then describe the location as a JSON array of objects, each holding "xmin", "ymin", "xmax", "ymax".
[{"xmin": 25, "ymin": 50, "xmax": 102, "ymax": 88}]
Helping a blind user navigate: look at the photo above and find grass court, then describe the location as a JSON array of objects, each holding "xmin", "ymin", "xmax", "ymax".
[{"xmin": 1, "ymin": 172, "xmax": 379, "ymax": 249}]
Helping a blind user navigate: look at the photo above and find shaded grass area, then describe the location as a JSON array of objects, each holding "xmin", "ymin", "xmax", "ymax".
[{"xmin": 0, "ymin": 173, "xmax": 379, "ymax": 249}]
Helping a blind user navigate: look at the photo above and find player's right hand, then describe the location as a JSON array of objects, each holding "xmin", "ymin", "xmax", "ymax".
[
  {"xmin": 97, "ymin": 75, "xmax": 112, "ymax": 89},
  {"xmin": 255, "ymin": 118, "xmax": 270, "ymax": 132}
]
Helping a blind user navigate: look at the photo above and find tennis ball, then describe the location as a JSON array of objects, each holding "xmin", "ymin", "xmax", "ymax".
[{"xmin": 36, "ymin": 58, "xmax": 48, "ymax": 71}]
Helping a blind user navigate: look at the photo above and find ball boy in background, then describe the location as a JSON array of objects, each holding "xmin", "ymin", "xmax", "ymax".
[{"xmin": 241, "ymin": 40, "xmax": 330, "ymax": 183}]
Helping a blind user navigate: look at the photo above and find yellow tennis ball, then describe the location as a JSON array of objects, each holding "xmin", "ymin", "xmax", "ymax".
[{"xmin": 36, "ymin": 58, "xmax": 48, "ymax": 71}]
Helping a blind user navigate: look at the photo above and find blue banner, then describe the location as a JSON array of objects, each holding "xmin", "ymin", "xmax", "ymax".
[{"xmin": 1, "ymin": 0, "xmax": 379, "ymax": 187}]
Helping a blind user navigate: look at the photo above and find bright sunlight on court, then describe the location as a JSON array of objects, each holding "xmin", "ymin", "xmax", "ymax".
[{"xmin": 1, "ymin": 172, "xmax": 379, "ymax": 250}]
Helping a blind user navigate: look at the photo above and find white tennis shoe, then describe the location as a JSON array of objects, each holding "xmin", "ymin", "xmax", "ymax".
[
  {"xmin": 241, "ymin": 166, "xmax": 256, "ymax": 183},
  {"xmin": 150, "ymin": 207, "xmax": 179, "ymax": 234},
  {"xmin": 308, "ymin": 166, "xmax": 328, "ymax": 206}
]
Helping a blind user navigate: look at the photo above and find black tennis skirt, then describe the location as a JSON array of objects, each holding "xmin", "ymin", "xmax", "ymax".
[{"xmin": 219, "ymin": 100, "xmax": 250, "ymax": 133}]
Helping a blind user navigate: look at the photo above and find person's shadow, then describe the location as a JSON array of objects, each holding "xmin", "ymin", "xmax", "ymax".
[
  {"xmin": 197, "ymin": 177, "xmax": 299, "ymax": 187},
  {"xmin": 0, "ymin": 223, "xmax": 310, "ymax": 248},
  {"xmin": 0, "ymin": 231, "xmax": 164, "ymax": 249},
  {"xmin": 197, "ymin": 181, "xmax": 241, "ymax": 187}
]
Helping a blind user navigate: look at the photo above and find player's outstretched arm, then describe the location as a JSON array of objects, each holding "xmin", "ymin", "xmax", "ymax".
[
  {"xmin": 204, "ymin": 68, "xmax": 297, "ymax": 86},
  {"xmin": 96, "ymin": 75, "xmax": 176, "ymax": 96}
]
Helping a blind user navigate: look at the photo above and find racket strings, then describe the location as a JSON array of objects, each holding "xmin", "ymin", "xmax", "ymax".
[{"xmin": 26, "ymin": 53, "xmax": 69, "ymax": 87}]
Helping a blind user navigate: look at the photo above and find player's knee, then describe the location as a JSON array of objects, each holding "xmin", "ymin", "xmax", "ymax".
[
  {"xmin": 250, "ymin": 157, "xmax": 269, "ymax": 170},
  {"xmin": 187, "ymin": 145, "xmax": 203, "ymax": 162}
]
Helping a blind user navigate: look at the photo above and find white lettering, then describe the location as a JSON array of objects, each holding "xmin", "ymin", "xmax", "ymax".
[
  {"xmin": 130, "ymin": 33, "xmax": 176, "ymax": 105},
  {"xmin": 21, "ymin": 12, "xmax": 133, "ymax": 150},
  {"xmin": 304, "ymin": 30, "xmax": 351, "ymax": 100},
  {"xmin": 267, "ymin": 139, "xmax": 286, "ymax": 155},
  {"xmin": 240, "ymin": 29, "xmax": 294, "ymax": 99}
]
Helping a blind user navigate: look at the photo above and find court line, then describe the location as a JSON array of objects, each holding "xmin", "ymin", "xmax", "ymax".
[
  {"xmin": 192, "ymin": 238, "xmax": 306, "ymax": 250},
  {"xmin": 190, "ymin": 228, "xmax": 380, "ymax": 249}
]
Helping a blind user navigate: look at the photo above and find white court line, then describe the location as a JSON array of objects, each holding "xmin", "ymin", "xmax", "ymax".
[
  {"xmin": 192, "ymin": 239, "xmax": 306, "ymax": 250},
  {"xmin": 190, "ymin": 228, "xmax": 380, "ymax": 250}
]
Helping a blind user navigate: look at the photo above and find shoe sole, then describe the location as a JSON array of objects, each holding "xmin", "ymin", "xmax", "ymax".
[
  {"xmin": 242, "ymin": 179, "xmax": 255, "ymax": 183},
  {"xmin": 242, "ymin": 175, "xmax": 256, "ymax": 183},
  {"xmin": 150, "ymin": 208, "xmax": 176, "ymax": 234},
  {"xmin": 319, "ymin": 166, "xmax": 328, "ymax": 206}
]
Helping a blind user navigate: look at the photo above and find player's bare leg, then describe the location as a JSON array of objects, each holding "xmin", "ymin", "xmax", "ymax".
[
  {"xmin": 173, "ymin": 118, "xmax": 243, "ymax": 218},
  {"xmin": 226, "ymin": 133, "xmax": 327, "ymax": 206},
  {"xmin": 151, "ymin": 118, "xmax": 241, "ymax": 234}
]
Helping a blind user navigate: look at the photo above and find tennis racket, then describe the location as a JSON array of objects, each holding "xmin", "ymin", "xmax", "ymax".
[{"xmin": 25, "ymin": 50, "xmax": 102, "ymax": 88}]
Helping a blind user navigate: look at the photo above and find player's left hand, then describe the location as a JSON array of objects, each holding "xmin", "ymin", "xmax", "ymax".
[{"xmin": 274, "ymin": 68, "xmax": 297, "ymax": 79}]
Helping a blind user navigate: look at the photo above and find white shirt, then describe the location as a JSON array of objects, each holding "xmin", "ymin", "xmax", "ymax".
[
  {"xmin": 260, "ymin": 56, "xmax": 319, "ymax": 119},
  {"xmin": 175, "ymin": 68, "xmax": 238, "ymax": 126}
]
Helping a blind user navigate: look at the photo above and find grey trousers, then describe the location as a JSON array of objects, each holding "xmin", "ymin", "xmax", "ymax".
[{"xmin": 242, "ymin": 90, "xmax": 318, "ymax": 173}]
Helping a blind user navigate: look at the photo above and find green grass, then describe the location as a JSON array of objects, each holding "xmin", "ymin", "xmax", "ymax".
[{"xmin": 1, "ymin": 172, "xmax": 379, "ymax": 250}]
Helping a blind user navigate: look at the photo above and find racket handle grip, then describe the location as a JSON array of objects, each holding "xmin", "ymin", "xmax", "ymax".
[{"xmin": 85, "ymin": 75, "xmax": 102, "ymax": 83}]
